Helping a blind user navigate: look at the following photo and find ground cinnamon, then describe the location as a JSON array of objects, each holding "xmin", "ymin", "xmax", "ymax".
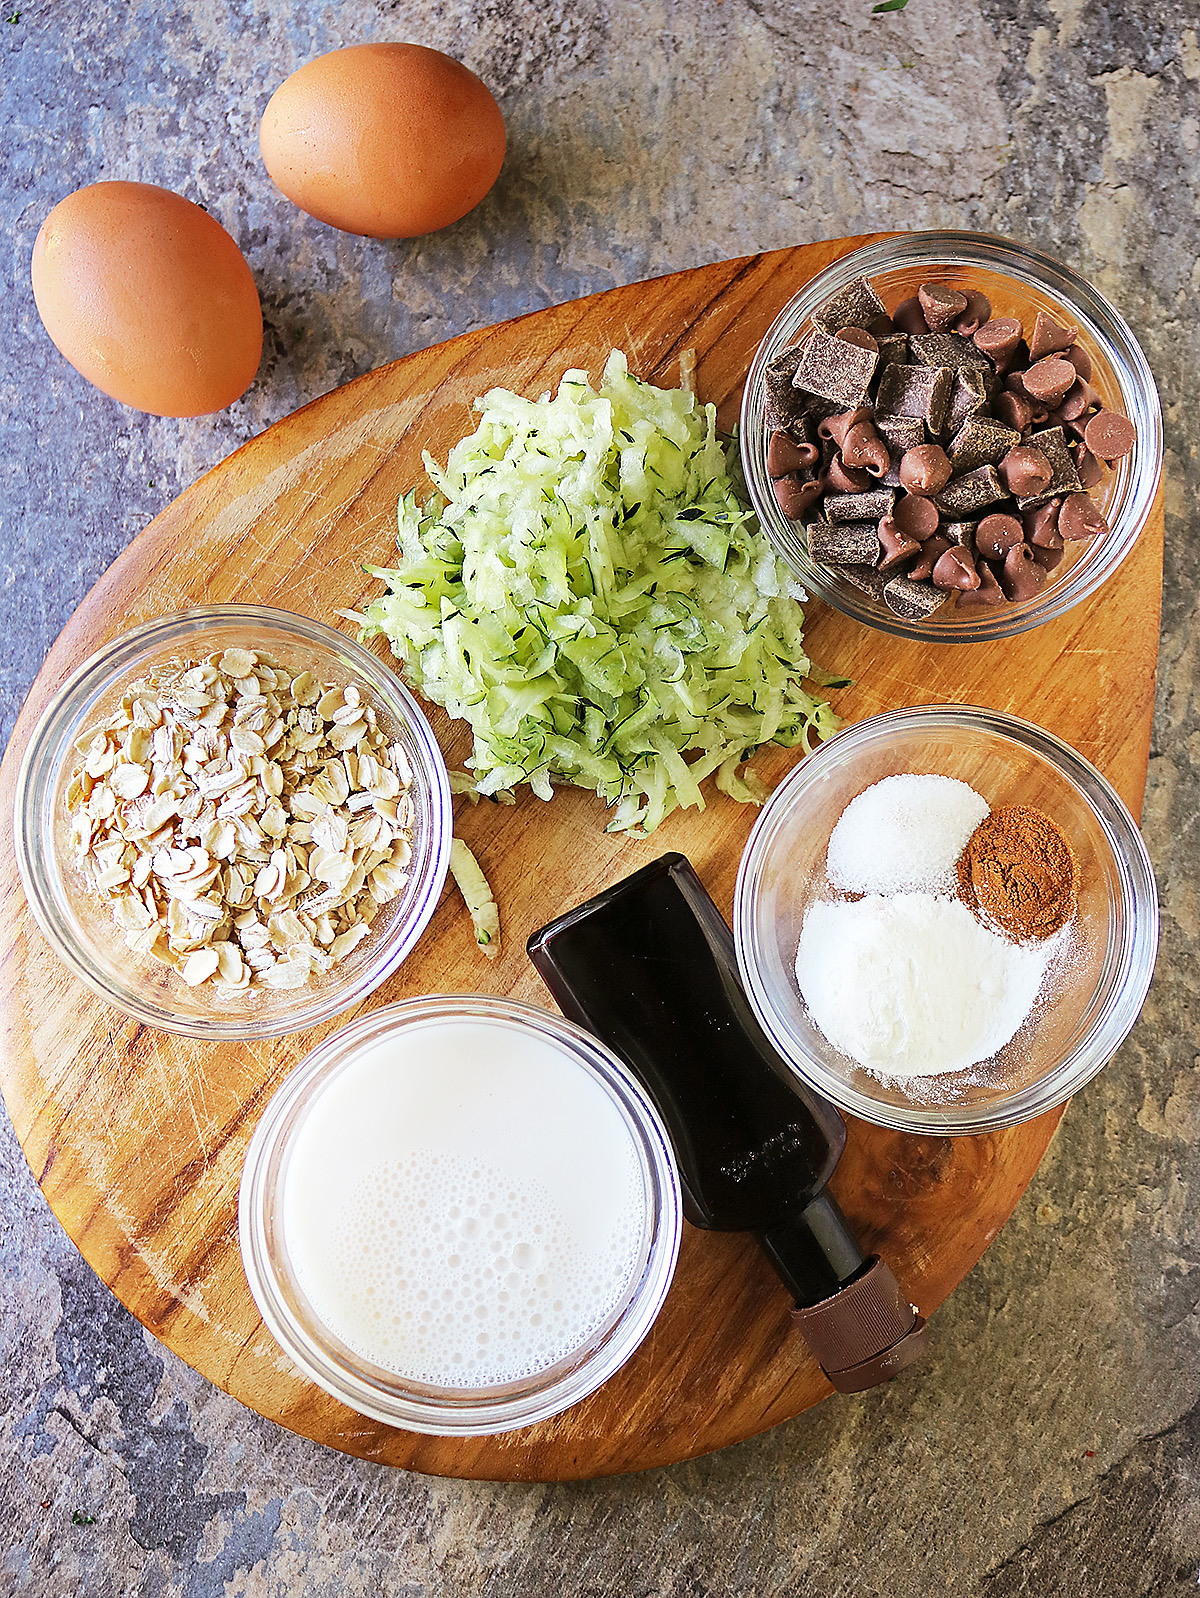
[{"xmin": 956, "ymin": 805, "xmax": 1079, "ymax": 941}]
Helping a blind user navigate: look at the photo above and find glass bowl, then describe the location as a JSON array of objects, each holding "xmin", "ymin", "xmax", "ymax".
[
  {"xmin": 14, "ymin": 605, "xmax": 452, "ymax": 1040},
  {"xmin": 238, "ymin": 995, "xmax": 683, "ymax": 1435},
  {"xmin": 740, "ymin": 231, "xmax": 1162, "ymax": 642},
  {"xmin": 734, "ymin": 705, "xmax": 1158, "ymax": 1134}
]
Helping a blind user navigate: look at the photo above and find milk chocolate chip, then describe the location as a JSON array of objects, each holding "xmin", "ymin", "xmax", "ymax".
[
  {"xmin": 899, "ymin": 444, "xmax": 953, "ymax": 496},
  {"xmin": 999, "ymin": 444, "xmax": 1053, "ymax": 497},
  {"xmin": 1058, "ymin": 491, "xmax": 1109, "ymax": 542},
  {"xmin": 953, "ymin": 290, "xmax": 993, "ymax": 338},
  {"xmin": 1021, "ymin": 356, "xmax": 1077, "ymax": 406},
  {"xmin": 825, "ymin": 455, "xmax": 873, "ymax": 493},
  {"xmin": 892, "ymin": 296, "xmax": 931, "ymax": 336},
  {"xmin": 892, "ymin": 493, "xmax": 940, "ymax": 541},
  {"xmin": 841, "ymin": 421, "xmax": 890, "ymax": 476},
  {"xmin": 975, "ymin": 512, "xmax": 1025, "ymax": 562},
  {"xmin": 878, "ymin": 515, "xmax": 923, "ymax": 570},
  {"xmin": 908, "ymin": 534, "xmax": 952, "ymax": 581},
  {"xmin": 974, "ymin": 318, "xmax": 1023, "ymax": 371},
  {"xmin": 932, "ymin": 546, "xmax": 981, "ymax": 591},
  {"xmin": 1000, "ymin": 543, "xmax": 1048, "ymax": 600},
  {"xmin": 918, "ymin": 283, "xmax": 969, "ymax": 334},
  {"xmin": 767, "ymin": 431, "xmax": 819, "ymax": 478},
  {"xmin": 1084, "ymin": 409, "xmax": 1137, "ymax": 462},
  {"xmin": 819, "ymin": 406, "xmax": 873, "ymax": 448},
  {"xmin": 1028, "ymin": 310, "xmax": 1077, "ymax": 361},
  {"xmin": 956, "ymin": 559, "xmax": 1005, "ymax": 607},
  {"xmin": 772, "ymin": 475, "xmax": 824, "ymax": 520}
]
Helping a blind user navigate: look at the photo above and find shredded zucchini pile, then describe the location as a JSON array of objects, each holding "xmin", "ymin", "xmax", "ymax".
[{"xmin": 358, "ymin": 351, "xmax": 841, "ymax": 833}]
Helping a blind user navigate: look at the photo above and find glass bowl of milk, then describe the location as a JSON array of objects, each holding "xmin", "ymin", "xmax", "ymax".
[
  {"xmin": 733, "ymin": 705, "xmax": 1158, "ymax": 1135},
  {"xmin": 238, "ymin": 995, "xmax": 682, "ymax": 1434}
]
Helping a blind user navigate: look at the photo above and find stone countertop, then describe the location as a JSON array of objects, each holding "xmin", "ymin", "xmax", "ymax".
[{"xmin": 2, "ymin": 2, "xmax": 1199, "ymax": 1594}]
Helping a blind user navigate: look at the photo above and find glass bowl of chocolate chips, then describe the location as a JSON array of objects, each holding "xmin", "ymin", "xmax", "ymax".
[{"xmin": 740, "ymin": 232, "xmax": 1162, "ymax": 641}]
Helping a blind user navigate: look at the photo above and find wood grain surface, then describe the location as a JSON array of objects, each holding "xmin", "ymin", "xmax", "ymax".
[{"xmin": 0, "ymin": 235, "xmax": 1164, "ymax": 1481}]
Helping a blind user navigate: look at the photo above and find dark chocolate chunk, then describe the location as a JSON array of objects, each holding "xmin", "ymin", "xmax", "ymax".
[
  {"xmin": 825, "ymin": 488, "xmax": 896, "ymax": 523},
  {"xmin": 934, "ymin": 464, "xmax": 1007, "ymax": 516},
  {"xmin": 875, "ymin": 364, "xmax": 953, "ymax": 435},
  {"xmin": 840, "ymin": 563, "xmax": 889, "ymax": 601},
  {"xmin": 794, "ymin": 328, "xmax": 878, "ymax": 407},
  {"xmin": 808, "ymin": 520, "xmax": 881, "ymax": 566},
  {"xmin": 764, "ymin": 343, "xmax": 810, "ymax": 430},
  {"xmin": 876, "ymin": 333, "xmax": 910, "ymax": 371},
  {"xmin": 941, "ymin": 520, "xmax": 977, "ymax": 549},
  {"xmin": 812, "ymin": 275, "xmax": 888, "ymax": 334},
  {"xmin": 948, "ymin": 416, "xmax": 1022, "ymax": 473},
  {"xmin": 908, "ymin": 332, "xmax": 993, "ymax": 373},
  {"xmin": 875, "ymin": 414, "xmax": 925, "ymax": 455},
  {"xmin": 944, "ymin": 369, "xmax": 987, "ymax": 437},
  {"xmin": 1016, "ymin": 427, "xmax": 1082, "ymax": 509},
  {"xmin": 884, "ymin": 573, "xmax": 948, "ymax": 620}
]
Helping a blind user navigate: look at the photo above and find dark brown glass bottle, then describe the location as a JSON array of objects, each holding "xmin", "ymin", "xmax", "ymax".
[{"xmin": 528, "ymin": 852, "xmax": 928, "ymax": 1391}]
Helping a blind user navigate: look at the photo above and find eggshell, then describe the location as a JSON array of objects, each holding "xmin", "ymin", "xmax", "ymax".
[
  {"xmin": 31, "ymin": 182, "xmax": 263, "ymax": 417},
  {"xmin": 260, "ymin": 43, "xmax": 505, "ymax": 239}
]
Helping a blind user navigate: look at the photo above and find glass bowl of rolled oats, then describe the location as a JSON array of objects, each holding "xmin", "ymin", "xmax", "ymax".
[{"xmin": 14, "ymin": 606, "xmax": 453, "ymax": 1038}]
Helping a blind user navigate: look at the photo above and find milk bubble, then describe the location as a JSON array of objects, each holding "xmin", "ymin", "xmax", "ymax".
[{"xmin": 282, "ymin": 1019, "xmax": 649, "ymax": 1388}]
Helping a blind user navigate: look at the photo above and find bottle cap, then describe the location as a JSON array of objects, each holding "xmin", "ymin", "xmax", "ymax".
[{"xmin": 790, "ymin": 1256, "xmax": 928, "ymax": 1393}]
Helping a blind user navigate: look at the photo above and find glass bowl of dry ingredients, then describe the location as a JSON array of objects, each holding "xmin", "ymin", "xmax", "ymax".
[
  {"xmin": 733, "ymin": 705, "xmax": 1157, "ymax": 1134},
  {"xmin": 740, "ymin": 232, "xmax": 1162, "ymax": 642},
  {"xmin": 14, "ymin": 606, "xmax": 452, "ymax": 1039}
]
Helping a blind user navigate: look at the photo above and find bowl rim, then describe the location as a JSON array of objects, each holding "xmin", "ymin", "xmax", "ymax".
[
  {"xmin": 13, "ymin": 603, "xmax": 453, "ymax": 1040},
  {"xmin": 733, "ymin": 702, "xmax": 1160, "ymax": 1134},
  {"xmin": 740, "ymin": 229, "xmax": 1164, "ymax": 644},
  {"xmin": 237, "ymin": 993, "xmax": 684, "ymax": 1435}
]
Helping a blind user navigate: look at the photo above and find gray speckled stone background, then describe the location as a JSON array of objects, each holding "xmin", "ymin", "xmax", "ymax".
[{"xmin": 2, "ymin": 2, "xmax": 1199, "ymax": 1593}]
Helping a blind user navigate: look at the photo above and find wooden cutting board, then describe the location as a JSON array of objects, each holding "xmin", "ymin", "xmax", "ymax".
[{"xmin": 0, "ymin": 235, "xmax": 1163, "ymax": 1481}]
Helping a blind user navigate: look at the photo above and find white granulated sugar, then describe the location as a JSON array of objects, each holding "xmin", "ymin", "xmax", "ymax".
[
  {"xmin": 826, "ymin": 774, "xmax": 990, "ymax": 897},
  {"xmin": 795, "ymin": 893, "xmax": 1061, "ymax": 1079}
]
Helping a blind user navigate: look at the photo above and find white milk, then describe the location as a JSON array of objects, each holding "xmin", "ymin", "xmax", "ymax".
[{"xmin": 281, "ymin": 1019, "xmax": 649, "ymax": 1389}]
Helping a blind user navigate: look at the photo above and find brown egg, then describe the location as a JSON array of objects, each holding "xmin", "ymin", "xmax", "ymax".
[
  {"xmin": 31, "ymin": 182, "xmax": 262, "ymax": 417},
  {"xmin": 260, "ymin": 43, "xmax": 505, "ymax": 239}
]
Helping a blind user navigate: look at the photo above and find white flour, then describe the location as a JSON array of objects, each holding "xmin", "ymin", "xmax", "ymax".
[
  {"xmin": 795, "ymin": 893, "xmax": 1060, "ymax": 1079},
  {"xmin": 826, "ymin": 774, "xmax": 990, "ymax": 897}
]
